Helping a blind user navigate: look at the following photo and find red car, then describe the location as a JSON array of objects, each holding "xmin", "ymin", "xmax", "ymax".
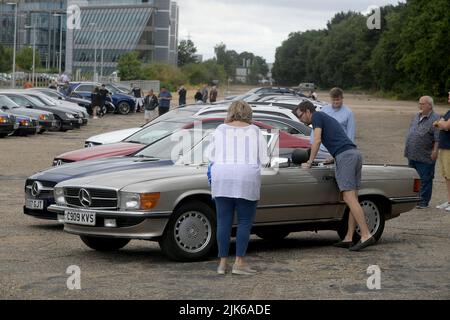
[{"xmin": 53, "ymin": 118, "xmax": 310, "ymax": 166}]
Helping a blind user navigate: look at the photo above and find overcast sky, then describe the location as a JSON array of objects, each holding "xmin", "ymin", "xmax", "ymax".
[{"xmin": 176, "ymin": 0, "xmax": 404, "ymax": 63}]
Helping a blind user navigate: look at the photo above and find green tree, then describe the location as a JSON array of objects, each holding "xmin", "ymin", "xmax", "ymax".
[
  {"xmin": 395, "ymin": 0, "xmax": 450, "ymax": 96},
  {"xmin": 248, "ymin": 56, "xmax": 269, "ymax": 84},
  {"xmin": 214, "ymin": 43, "xmax": 237, "ymax": 80},
  {"xmin": 177, "ymin": 39, "xmax": 198, "ymax": 67},
  {"xmin": 0, "ymin": 45, "xmax": 13, "ymax": 73},
  {"xmin": 16, "ymin": 47, "xmax": 40, "ymax": 72},
  {"xmin": 117, "ymin": 52, "xmax": 142, "ymax": 80},
  {"xmin": 182, "ymin": 60, "xmax": 226, "ymax": 85}
]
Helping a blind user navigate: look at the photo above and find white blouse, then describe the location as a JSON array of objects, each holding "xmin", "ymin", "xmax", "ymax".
[{"xmin": 209, "ymin": 124, "xmax": 269, "ymax": 201}]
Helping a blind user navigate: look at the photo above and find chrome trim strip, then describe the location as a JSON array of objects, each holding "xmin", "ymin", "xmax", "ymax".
[
  {"xmin": 48, "ymin": 205, "xmax": 172, "ymax": 218},
  {"xmin": 389, "ymin": 197, "xmax": 421, "ymax": 204}
]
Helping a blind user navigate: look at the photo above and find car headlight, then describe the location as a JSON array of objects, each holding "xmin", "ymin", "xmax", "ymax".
[
  {"xmin": 0, "ymin": 116, "xmax": 8, "ymax": 123},
  {"xmin": 54, "ymin": 187, "xmax": 66, "ymax": 205},
  {"xmin": 65, "ymin": 113, "xmax": 74, "ymax": 119},
  {"xmin": 120, "ymin": 192, "xmax": 160, "ymax": 211}
]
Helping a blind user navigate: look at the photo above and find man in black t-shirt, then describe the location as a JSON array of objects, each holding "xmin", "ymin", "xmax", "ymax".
[{"xmin": 294, "ymin": 100, "xmax": 375, "ymax": 251}]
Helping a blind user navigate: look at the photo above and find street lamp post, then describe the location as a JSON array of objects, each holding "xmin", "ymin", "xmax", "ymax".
[
  {"xmin": 89, "ymin": 23, "xmax": 97, "ymax": 82},
  {"xmin": 99, "ymin": 30, "xmax": 104, "ymax": 80},
  {"xmin": 7, "ymin": 2, "xmax": 18, "ymax": 89},
  {"xmin": 53, "ymin": 13, "xmax": 64, "ymax": 75},
  {"xmin": 25, "ymin": 20, "xmax": 37, "ymax": 87}
]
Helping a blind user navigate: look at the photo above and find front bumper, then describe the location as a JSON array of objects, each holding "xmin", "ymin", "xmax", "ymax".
[
  {"xmin": 0, "ymin": 124, "xmax": 15, "ymax": 135},
  {"xmin": 39, "ymin": 119, "xmax": 59, "ymax": 131},
  {"xmin": 48, "ymin": 204, "xmax": 171, "ymax": 240}
]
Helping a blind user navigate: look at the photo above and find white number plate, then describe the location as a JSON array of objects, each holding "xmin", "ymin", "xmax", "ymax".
[
  {"xmin": 64, "ymin": 210, "xmax": 96, "ymax": 226},
  {"xmin": 26, "ymin": 199, "xmax": 44, "ymax": 210}
]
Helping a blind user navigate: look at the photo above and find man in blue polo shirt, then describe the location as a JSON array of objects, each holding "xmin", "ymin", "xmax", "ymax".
[
  {"xmin": 158, "ymin": 86, "xmax": 172, "ymax": 116},
  {"xmin": 294, "ymin": 100, "xmax": 375, "ymax": 251}
]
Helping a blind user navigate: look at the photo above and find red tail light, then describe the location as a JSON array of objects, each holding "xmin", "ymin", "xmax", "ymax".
[{"xmin": 414, "ymin": 179, "xmax": 421, "ymax": 193}]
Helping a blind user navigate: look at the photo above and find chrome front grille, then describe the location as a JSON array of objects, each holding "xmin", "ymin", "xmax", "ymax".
[{"xmin": 64, "ymin": 187, "xmax": 118, "ymax": 209}]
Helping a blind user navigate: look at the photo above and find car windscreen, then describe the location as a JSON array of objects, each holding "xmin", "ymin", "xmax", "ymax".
[
  {"xmin": 22, "ymin": 95, "xmax": 46, "ymax": 107},
  {"xmin": 37, "ymin": 90, "xmax": 60, "ymax": 99},
  {"xmin": 0, "ymin": 95, "xmax": 19, "ymax": 108},
  {"xmin": 105, "ymin": 85, "xmax": 119, "ymax": 94},
  {"xmin": 28, "ymin": 94, "xmax": 56, "ymax": 106},
  {"xmin": 135, "ymin": 129, "xmax": 209, "ymax": 160},
  {"xmin": 124, "ymin": 121, "xmax": 190, "ymax": 145}
]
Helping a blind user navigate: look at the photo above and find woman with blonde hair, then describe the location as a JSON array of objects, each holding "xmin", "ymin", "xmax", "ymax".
[{"xmin": 209, "ymin": 100, "xmax": 269, "ymax": 275}]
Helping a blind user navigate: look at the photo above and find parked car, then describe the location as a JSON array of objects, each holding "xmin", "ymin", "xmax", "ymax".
[
  {"xmin": 0, "ymin": 111, "xmax": 17, "ymax": 137},
  {"xmin": 67, "ymin": 82, "xmax": 137, "ymax": 115},
  {"xmin": 48, "ymin": 135, "xmax": 421, "ymax": 261},
  {"xmin": 196, "ymin": 104, "xmax": 301, "ymax": 122},
  {"xmin": 0, "ymin": 95, "xmax": 56, "ymax": 133},
  {"xmin": 53, "ymin": 117, "xmax": 311, "ymax": 165},
  {"xmin": 24, "ymin": 91, "xmax": 88, "ymax": 126},
  {"xmin": 28, "ymin": 88, "xmax": 92, "ymax": 116},
  {"xmin": 84, "ymin": 113, "xmax": 312, "ymax": 148},
  {"xmin": 225, "ymin": 87, "xmax": 307, "ymax": 101},
  {"xmin": 12, "ymin": 115, "xmax": 38, "ymax": 136},
  {"xmin": 0, "ymin": 91, "xmax": 78, "ymax": 131}
]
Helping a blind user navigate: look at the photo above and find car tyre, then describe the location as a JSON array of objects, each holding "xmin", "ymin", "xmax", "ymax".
[
  {"xmin": 159, "ymin": 201, "xmax": 216, "ymax": 262},
  {"xmin": 118, "ymin": 102, "xmax": 131, "ymax": 115},
  {"xmin": 80, "ymin": 236, "xmax": 130, "ymax": 251},
  {"xmin": 337, "ymin": 198, "xmax": 385, "ymax": 243}
]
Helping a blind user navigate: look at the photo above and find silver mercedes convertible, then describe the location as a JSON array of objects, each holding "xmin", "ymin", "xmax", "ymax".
[{"xmin": 49, "ymin": 129, "xmax": 420, "ymax": 261}]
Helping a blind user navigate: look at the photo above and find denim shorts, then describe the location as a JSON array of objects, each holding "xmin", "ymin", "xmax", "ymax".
[{"xmin": 335, "ymin": 149, "xmax": 363, "ymax": 192}]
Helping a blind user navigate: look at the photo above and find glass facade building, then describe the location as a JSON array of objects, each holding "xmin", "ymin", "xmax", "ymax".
[
  {"xmin": 0, "ymin": 0, "xmax": 67, "ymax": 70},
  {"xmin": 0, "ymin": 0, "xmax": 179, "ymax": 76}
]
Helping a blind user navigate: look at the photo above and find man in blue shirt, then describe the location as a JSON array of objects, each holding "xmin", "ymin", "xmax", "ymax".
[
  {"xmin": 310, "ymin": 87, "xmax": 356, "ymax": 154},
  {"xmin": 294, "ymin": 100, "xmax": 375, "ymax": 251},
  {"xmin": 158, "ymin": 87, "xmax": 172, "ymax": 116}
]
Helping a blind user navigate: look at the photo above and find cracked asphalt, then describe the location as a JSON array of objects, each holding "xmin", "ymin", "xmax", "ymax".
[{"xmin": 1, "ymin": 90, "xmax": 449, "ymax": 299}]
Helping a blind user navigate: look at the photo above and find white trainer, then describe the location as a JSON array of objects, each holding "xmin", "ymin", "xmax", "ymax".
[{"xmin": 436, "ymin": 202, "xmax": 450, "ymax": 210}]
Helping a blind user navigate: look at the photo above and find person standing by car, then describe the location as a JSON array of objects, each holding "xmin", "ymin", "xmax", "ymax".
[
  {"xmin": 158, "ymin": 86, "xmax": 172, "ymax": 116},
  {"xmin": 194, "ymin": 89, "xmax": 203, "ymax": 103},
  {"xmin": 91, "ymin": 87, "xmax": 102, "ymax": 119},
  {"xmin": 295, "ymin": 100, "xmax": 376, "ymax": 251},
  {"xmin": 404, "ymin": 96, "xmax": 440, "ymax": 209},
  {"xmin": 209, "ymin": 100, "xmax": 269, "ymax": 275},
  {"xmin": 210, "ymin": 85, "xmax": 218, "ymax": 103},
  {"xmin": 143, "ymin": 89, "xmax": 159, "ymax": 123},
  {"xmin": 201, "ymin": 84, "xmax": 209, "ymax": 104},
  {"xmin": 178, "ymin": 85, "xmax": 187, "ymax": 107},
  {"xmin": 99, "ymin": 84, "xmax": 109, "ymax": 115},
  {"xmin": 130, "ymin": 83, "xmax": 143, "ymax": 112},
  {"xmin": 435, "ymin": 92, "xmax": 450, "ymax": 211}
]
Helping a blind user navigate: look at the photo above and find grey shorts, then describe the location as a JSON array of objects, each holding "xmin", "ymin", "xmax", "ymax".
[{"xmin": 335, "ymin": 149, "xmax": 363, "ymax": 192}]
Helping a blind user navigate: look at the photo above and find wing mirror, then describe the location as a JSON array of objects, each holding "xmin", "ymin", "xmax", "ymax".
[
  {"xmin": 270, "ymin": 157, "xmax": 289, "ymax": 168},
  {"xmin": 291, "ymin": 149, "xmax": 310, "ymax": 165}
]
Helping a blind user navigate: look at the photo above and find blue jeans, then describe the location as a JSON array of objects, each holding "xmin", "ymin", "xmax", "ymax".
[
  {"xmin": 214, "ymin": 197, "xmax": 258, "ymax": 258},
  {"xmin": 408, "ymin": 160, "xmax": 436, "ymax": 206}
]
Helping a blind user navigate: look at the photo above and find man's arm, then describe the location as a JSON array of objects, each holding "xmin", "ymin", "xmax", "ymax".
[
  {"xmin": 303, "ymin": 128, "xmax": 322, "ymax": 168},
  {"xmin": 347, "ymin": 110, "xmax": 356, "ymax": 142},
  {"xmin": 437, "ymin": 118, "xmax": 450, "ymax": 131}
]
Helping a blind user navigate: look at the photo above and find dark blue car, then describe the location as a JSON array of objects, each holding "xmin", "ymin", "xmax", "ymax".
[{"xmin": 66, "ymin": 82, "xmax": 137, "ymax": 115}]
